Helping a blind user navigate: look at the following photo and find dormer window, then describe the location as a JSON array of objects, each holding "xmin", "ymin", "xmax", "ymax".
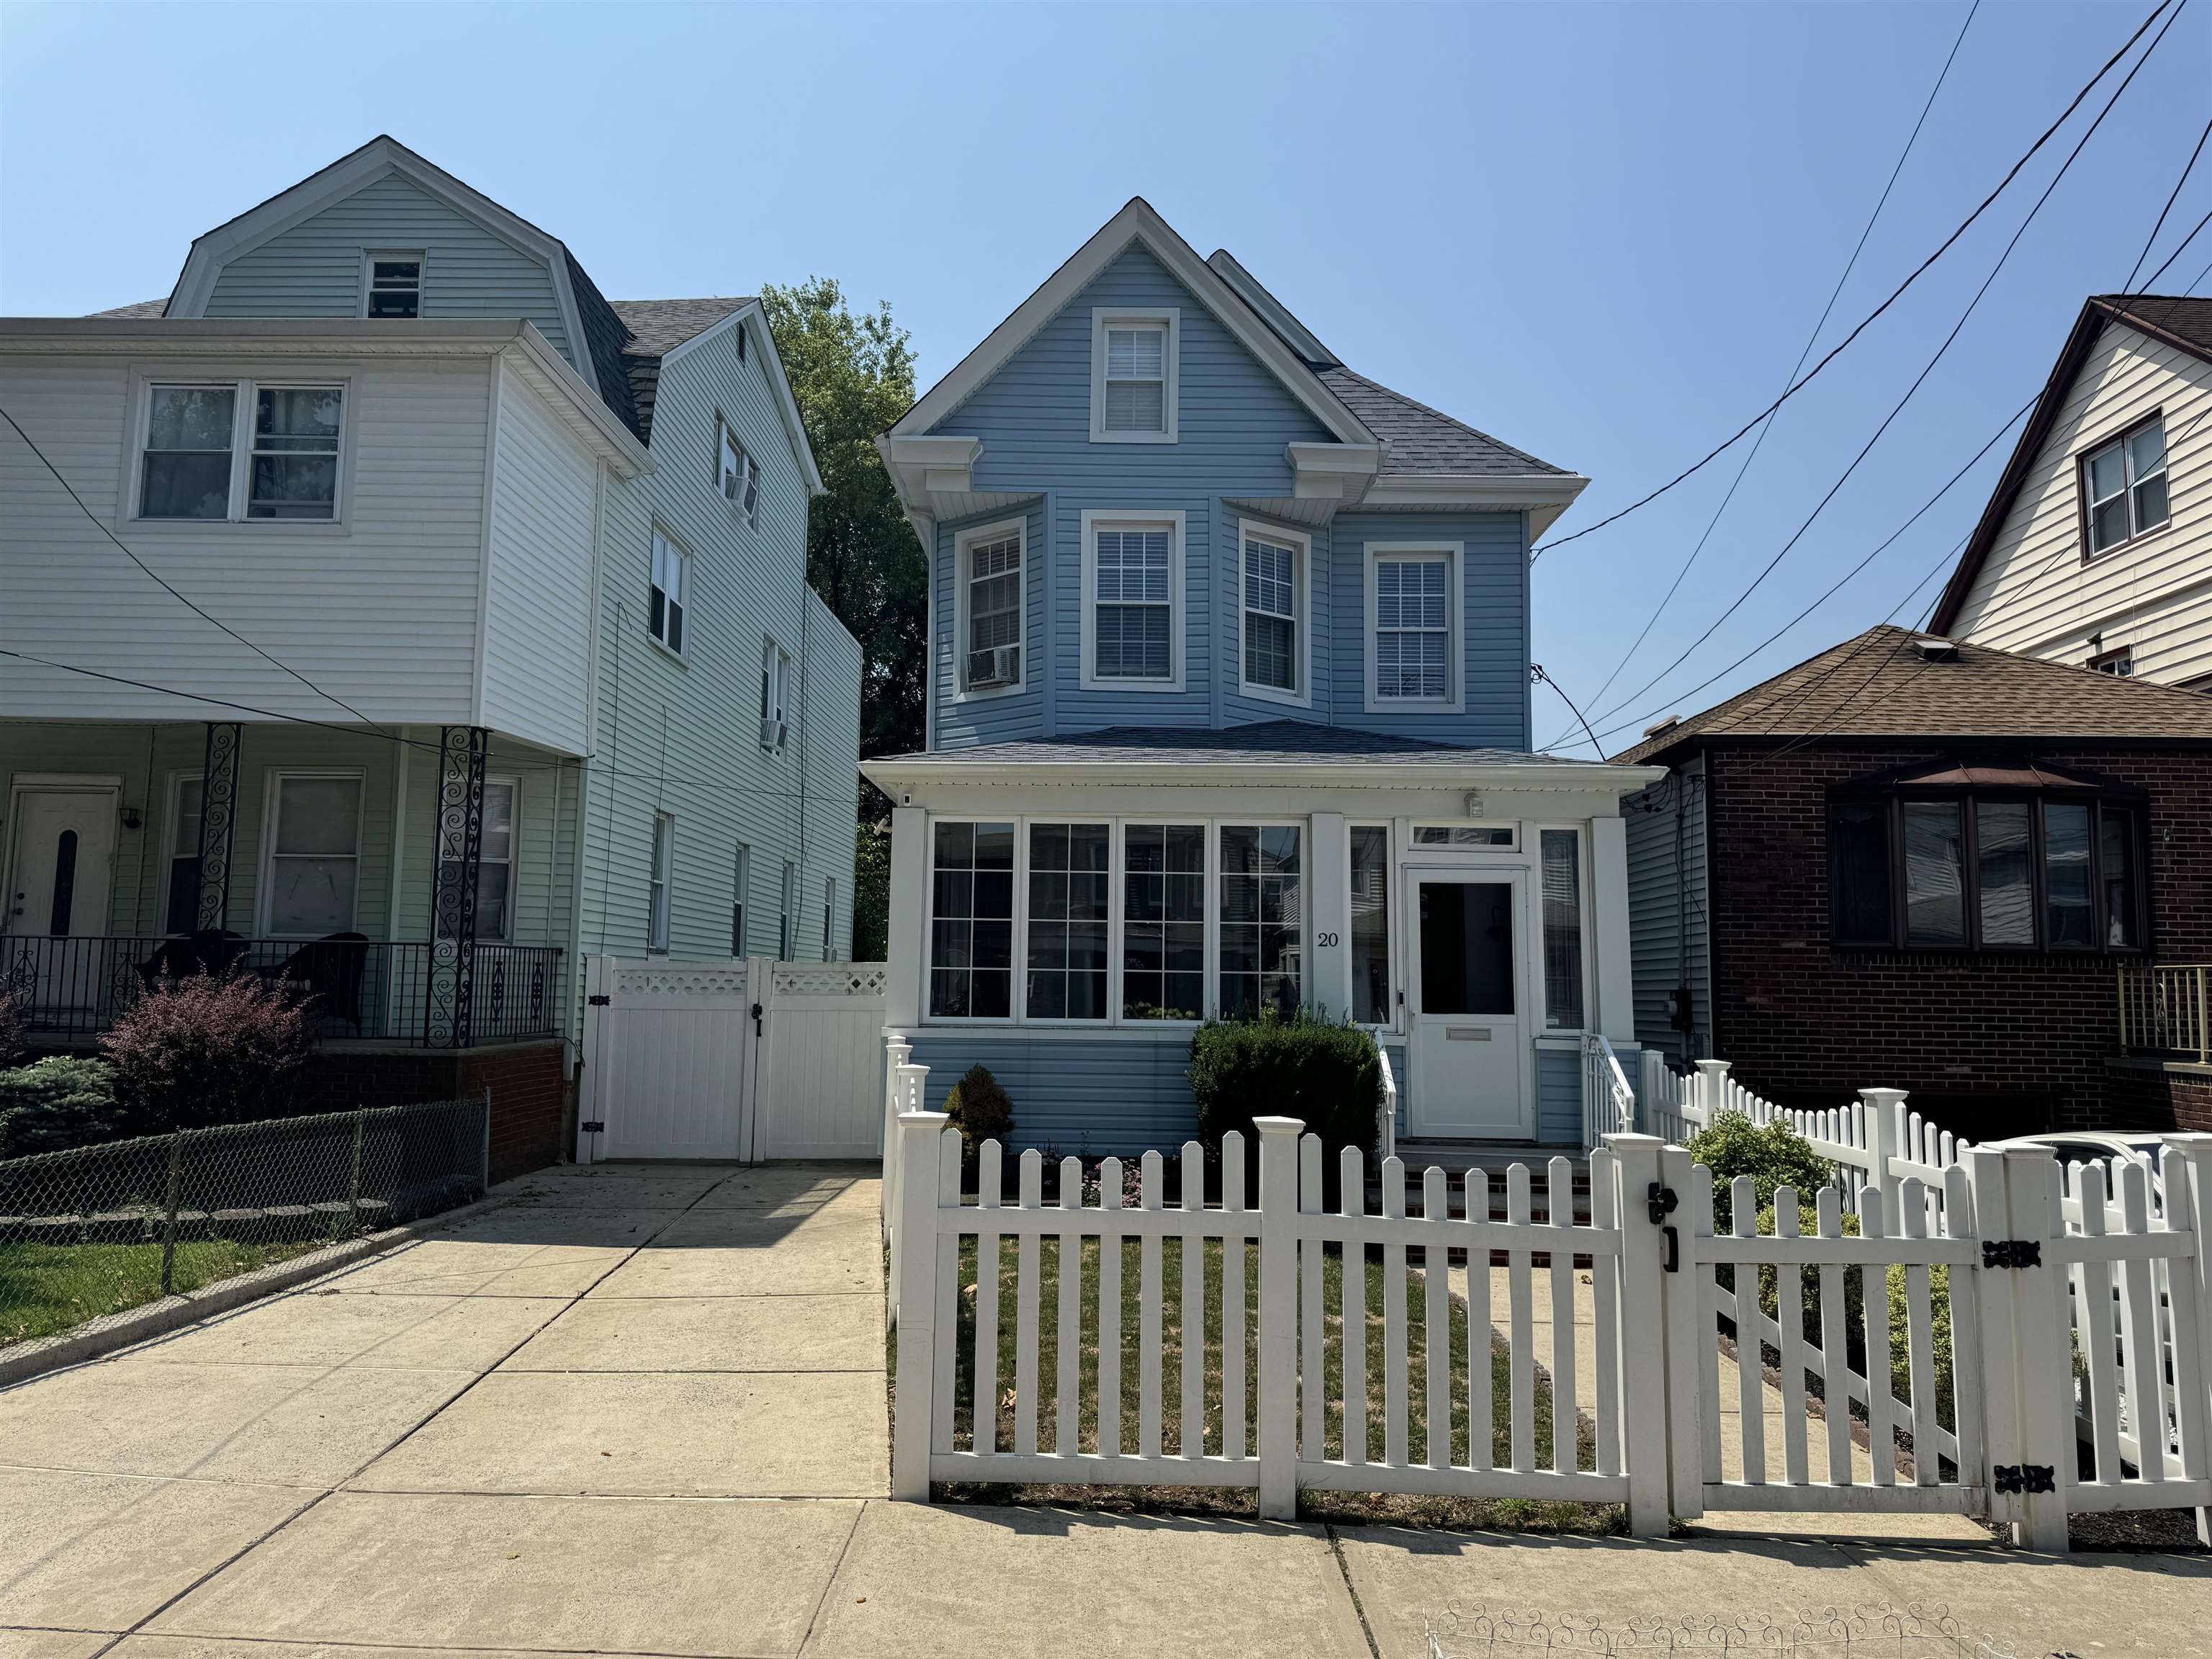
[
  {"xmin": 718, "ymin": 417, "xmax": 758, "ymax": 524},
  {"xmin": 1090, "ymin": 309, "xmax": 1179, "ymax": 442},
  {"xmin": 363, "ymin": 253, "xmax": 422, "ymax": 319}
]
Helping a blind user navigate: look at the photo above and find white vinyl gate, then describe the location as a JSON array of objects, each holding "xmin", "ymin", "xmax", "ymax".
[
  {"xmin": 577, "ymin": 956, "xmax": 886, "ymax": 1164},
  {"xmin": 886, "ymin": 1097, "xmax": 2212, "ymax": 1552}
]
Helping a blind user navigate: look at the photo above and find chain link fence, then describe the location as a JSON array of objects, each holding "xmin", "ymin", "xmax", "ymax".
[{"xmin": 0, "ymin": 1095, "xmax": 490, "ymax": 1352}]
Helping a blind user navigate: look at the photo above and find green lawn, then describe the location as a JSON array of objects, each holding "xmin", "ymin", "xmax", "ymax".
[
  {"xmin": 0, "ymin": 1237, "xmax": 328, "ymax": 1347},
  {"xmin": 909, "ymin": 1233, "xmax": 1619, "ymax": 1532}
]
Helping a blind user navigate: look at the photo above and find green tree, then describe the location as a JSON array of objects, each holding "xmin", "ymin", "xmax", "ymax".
[{"xmin": 759, "ymin": 277, "xmax": 925, "ymax": 768}]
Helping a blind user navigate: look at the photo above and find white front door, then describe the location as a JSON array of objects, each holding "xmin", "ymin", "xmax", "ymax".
[
  {"xmin": 4, "ymin": 784, "xmax": 120, "ymax": 1011},
  {"xmin": 1406, "ymin": 870, "xmax": 1531, "ymax": 1139}
]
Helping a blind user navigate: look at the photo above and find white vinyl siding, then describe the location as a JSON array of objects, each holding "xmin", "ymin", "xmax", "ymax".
[{"xmin": 1952, "ymin": 323, "xmax": 2212, "ymax": 687}]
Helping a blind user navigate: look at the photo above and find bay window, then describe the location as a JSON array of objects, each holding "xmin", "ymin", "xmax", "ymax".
[
  {"xmin": 959, "ymin": 519, "xmax": 1025, "ymax": 692},
  {"xmin": 1082, "ymin": 512, "xmax": 1183, "ymax": 690},
  {"xmin": 1829, "ymin": 780, "xmax": 2146, "ymax": 953},
  {"xmin": 1240, "ymin": 524, "xmax": 1306, "ymax": 701}
]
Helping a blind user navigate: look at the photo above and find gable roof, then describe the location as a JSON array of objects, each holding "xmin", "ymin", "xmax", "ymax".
[
  {"xmin": 610, "ymin": 297, "xmax": 824, "ymax": 496},
  {"xmin": 1318, "ymin": 366, "xmax": 1573, "ymax": 480},
  {"xmin": 1613, "ymin": 624, "xmax": 2212, "ymax": 766},
  {"xmin": 1928, "ymin": 293, "xmax": 2212, "ymax": 634}
]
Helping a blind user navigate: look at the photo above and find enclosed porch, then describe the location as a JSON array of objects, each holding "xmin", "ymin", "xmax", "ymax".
[{"xmin": 3, "ymin": 719, "xmax": 575, "ymax": 1051}]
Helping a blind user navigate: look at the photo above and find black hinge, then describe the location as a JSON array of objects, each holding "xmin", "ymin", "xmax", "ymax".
[
  {"xmin": 580, "ymin": 1120, "xmax": 605, "ymax": 1134},
  {"xmin": 587, "ymin": 994, "xmax": 611, "ymax": 1006},
  {"xmin": 1982, "ymin": 1239, "xmax": 2043, "ymax": 1269},
  {"xmin": 1993, "ymin": 1463, "xmax": 2056, "ymax": 1495}
]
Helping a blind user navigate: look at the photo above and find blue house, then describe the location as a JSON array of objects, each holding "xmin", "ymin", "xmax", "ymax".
[{"xmin": 863, "ymin": 200, "xmax": 1660, "ymax": 1154}]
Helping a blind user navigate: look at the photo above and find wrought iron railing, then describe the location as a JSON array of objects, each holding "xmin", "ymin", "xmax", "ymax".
[
  {"xmin": 2116, "ymin": 963, "xmax": 2211, "ymax": 1064},
  {"xmin": 0, "ymin": 935, "xmax": 562, "ymax": 1048}
]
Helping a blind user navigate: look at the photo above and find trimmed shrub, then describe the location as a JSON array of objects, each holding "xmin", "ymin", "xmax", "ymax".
[
  {"xmin": 1190, "ymin": 1010, "xmax": 1382, "ymax": 1205},
  {"xmin": 101, "ymin": 972, "xmax": 312, "ymax": 1135},
  {"xmin": 1686, "ymin": 1111, "xmax": 1834, "ymax": 1232},
  {"xmin": 943, "ymin": 1064, "xmax": 1014, "ymax": 1166},
  {"xmin": 0, "ymin": 990, "xmax": 23, "ymax": 1068},
  {"xmin": 0, "ymin": 1055, "xmax": 126, "ymax": 1157}
]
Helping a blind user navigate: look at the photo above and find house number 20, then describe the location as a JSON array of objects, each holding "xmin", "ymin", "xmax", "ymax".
[{"xmin": 1315, "ymin": 932, "xmax": 1340, "ymax": 948}]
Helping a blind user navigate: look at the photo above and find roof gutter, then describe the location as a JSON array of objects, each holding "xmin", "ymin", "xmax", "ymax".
[{"xmin": 863, "ymin": 754, "xmax": 1666, "ymax": 794}]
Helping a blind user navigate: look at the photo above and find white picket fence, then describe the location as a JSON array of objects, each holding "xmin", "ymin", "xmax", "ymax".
[{"xmin": 886, "ymin": 1102, "xmax": 2212, "ymax": 1550}]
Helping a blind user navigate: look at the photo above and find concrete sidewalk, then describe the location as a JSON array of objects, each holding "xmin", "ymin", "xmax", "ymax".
[{"xmin": 1, "ymin": 1161, "xmax": 2203, "ymax": 1659}]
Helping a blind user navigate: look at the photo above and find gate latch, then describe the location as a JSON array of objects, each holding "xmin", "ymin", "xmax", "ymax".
[
  {"xmin": 751, "ymin": 1001, "xmax": 765, "ymax": 1038},
  {"xmin": 1647, "ymin": 1182, "xmax": 1681, "ymax": 1273},
  {"xmin": 1993, "ymin": 1463, "xmax": 2056, "ymax": 1496},
  {"xmin": 1982, "ymin": 1239, "xmax": 2043, "ymax": 1269},
  {"xmin": 580, "ymin": 1121, "xmax": 605, "ymax": 1135},
  {"xmin": 587, "ymin": 994, "xmax": 611, "ymax": 1007}
]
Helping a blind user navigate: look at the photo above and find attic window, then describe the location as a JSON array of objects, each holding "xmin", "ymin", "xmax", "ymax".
[
  {"xmin": 1090, "ymin": 310, "xmax": 1179, "ymax": 443},
  {"xmin": 717, "ymin": 417, "xmax": 758, "ymax": 524},
  {"xmin": 734, "ymin": 320, "xmax": 747, "ymax": 362},
  {"xmin": 363, "ymin": 254, "xmax": 422, "ymax": 320}
]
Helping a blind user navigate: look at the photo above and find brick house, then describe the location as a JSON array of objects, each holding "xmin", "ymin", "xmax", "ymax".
[{"xmin": 1613, "ymin": 624, "xmax": 2212, "ymax": 1141}]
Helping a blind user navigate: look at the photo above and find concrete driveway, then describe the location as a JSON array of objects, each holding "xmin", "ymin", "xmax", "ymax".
[{"xmin": 3, "ymin": 1161, "xmax": 2206, "ymax": 1659}]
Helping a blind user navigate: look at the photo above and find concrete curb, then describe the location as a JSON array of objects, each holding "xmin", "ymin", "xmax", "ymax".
[{"xmin": 0, "ymin": 1176, "xmax": 537, "ymax": 1388}]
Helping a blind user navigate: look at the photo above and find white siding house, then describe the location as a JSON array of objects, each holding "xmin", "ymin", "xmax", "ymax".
[{"xmin": 0, "ymin": 138, "xmax": 859, "ymax": 1152}]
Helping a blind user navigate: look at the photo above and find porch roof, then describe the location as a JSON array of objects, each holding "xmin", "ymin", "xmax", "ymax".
[{"xmin": 863, "ymin": 720, "xmax": 1663, "ymax": 793}]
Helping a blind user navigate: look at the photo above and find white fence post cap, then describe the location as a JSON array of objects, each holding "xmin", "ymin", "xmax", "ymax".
[
  {"xmin": 1603, "ymin": 1131, "xmax": 1663, "ymax": 1152},
  {"xmin": 1858, "ymin": 1087, "xmax": 1909, "ymax": 1107},
  {"xmin": 1251, "ymin": 1116, "xmax": 1305, "ymax": 1136},
  {"xmin": 898, "ymin": 1110, "xmax": 950, "ymax": 1128},
  {"xmin": 1694, "ymin": 1059, "xmax": 1731, "ymax": 1078}
]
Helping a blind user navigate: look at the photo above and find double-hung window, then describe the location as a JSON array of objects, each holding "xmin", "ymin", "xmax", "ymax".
[
  {"xmin": 1218, "ymin": 825, "xmax": 1303, "ymax": 1019},
  {"xmin": 959, "ymin": 519, "xmax": 1024, "ymax": 692},
  {"xmin": 165, "ymin": 775, "xmax": 206, "ymax": 935},
  {"xmin": 2082, "ymin": 415, "xmax": 2168, "ymax": 557},
  {"xmin": 1830, "ymin": 780, "xmax": 2146, "ymax": 954},
  {"xmin": 647, "ymin": 814, "xmax": 674, "ymax": 953},
  {"xmin": 140, "ymin": 382, "xmax": 344, "ymax": 522},
  {"xmin": 362, "ymin": 253, "xmax": 422, "ymax": 318},
  {"xmin": 1083, "ymin": 513, "xmax": 1182, "ymax": 689},
  {"xmin": 717, "ymin": 417, "xmax": 758, "ymax": 524},
  {"xmin": 1241, "ymin": 524, "xmax": 1306, "ymax": 702},
  {"xmin": 263, "ymin": 773, "xmax": 363, "ymax": 938},
  {"xmin": 437, "ymin": 779, "xmax": 519, "ymax": 943},
  {"xmin": 1090, "ymin": 310, "xmax": 1177, "ymax": 441},
  {"xmin": 1367, "ymin": 544, "xmax": 1460, "ymax": 710},
  {"xmin": 649, "ymin": 529, "xmax": 690, "ymax": 653},
  {"xmin": 822, "ymin": 877, "xmax": 837, "ymax": 959},
  {"xmin": 781, "ymin": 860, "xmax": 798, "ymax": 960},
  {"xmin": 731, "ymin": 843, "xmax": 751, "ymax": 957},
  {"xmin": 760, "ymin": 639, "xmax": 792, "ymax": 749}
]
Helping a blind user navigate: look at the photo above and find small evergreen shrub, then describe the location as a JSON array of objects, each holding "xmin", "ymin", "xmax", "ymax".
[
  {"xmin": 1190, "ymin": 1010, "xmax": 1382, "ymax": 1204},
  {"xmin": 0, "ymin": 990, "xmax": 23, "ymax": 1067},
  {"xmin": 943, "ymin": 1063, "xmax": 1014, "ymax": 1165},
  {"xmin": 1686, "ymin": 1111, "xmax": 1834, "ymax": 1231},
  {"xmin": 0, "ymin": 1055, "xmax": 125, "ymax": 1157},
  {"xmin": 101, "ymin": 973, "xmax": 312, "ymax": 1134}
]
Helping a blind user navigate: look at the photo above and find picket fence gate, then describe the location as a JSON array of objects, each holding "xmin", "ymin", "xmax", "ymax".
[{"xmin": 887, "ymin": 1105, "xmax": 2212, "ymax": 1552}]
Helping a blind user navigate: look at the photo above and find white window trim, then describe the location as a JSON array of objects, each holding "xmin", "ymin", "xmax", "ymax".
[
  {"xmin": 779, "ymin": 859, "xmax": 797, "ymax": 961},
  {"xmin": 127, "ymin": 372, "xmax": 354, "ymax": 529},
  {"xmin": 1236, "ymin": 518, "xmax": 1313, "ymax": 709},
  {"xmin": 760, "ymin": 637, "xmax": 793, "ymax": 750},
  {"xmin": 462, "ymin": 775, "xmax": 520, "ymax": 945},
  {"xmin": 1089, "ymin": 307, "xmax": 1180, "ymax": 444},
  {"xmin": 160, "ymin": 769, "xmax": 205, "ymax": 935},
  {"xmin": 916, "ymin": 814, "xmax": 1313, "ymax": 1034},
  {"xmin": 647, "ymin": 522, "xmax": 692, "ymax": 659},
  {"xmin": 1363, "ymin": 541, "xmax": 1464, "ymax": 714},
  {"xmin": 1079, "ymin": 509, "xmax": 1187, "ymax": 693},
  {"xmin": 1346, "ymin": 819, "xmax": 1399, "ymax": 1033},
  {"xmin": 647, "ymin": 814, "xmax": 675, "ymax": 954},
  {"xmin": 1534, "ymin": 822, "xmax": 1596, "ymax": 1035},
  {"xmin": 822, "ymin": 876, "xmax": 837, "ymax": 959},
  {"xmin": 716, "ymin": 413, "xmax": 759, "ymax": 527},
  {"xmin": 731, "ymin": 842, "xmax": 751, "ymax": 958},
  {"xmin": 952, "ymin": 516, "xmax": 1028, "ymax": 701},
  {"xmin": 359, "ymin": 249, "xmax": 425, "ymax": 318},
  {"xmin": 253, "ymin": 768, "xmax": 367, "ymax": 938}
]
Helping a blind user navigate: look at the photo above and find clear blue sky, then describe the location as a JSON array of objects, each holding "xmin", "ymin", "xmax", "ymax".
[{"xmin": 4, "ymin": 1, "xmax": 2207, "ymax": 753}]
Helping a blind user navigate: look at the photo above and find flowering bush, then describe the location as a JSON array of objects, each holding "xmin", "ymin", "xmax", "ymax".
[{"xmin": 101, "ymin": 973, "xmax": 313, "ymax": 1134}]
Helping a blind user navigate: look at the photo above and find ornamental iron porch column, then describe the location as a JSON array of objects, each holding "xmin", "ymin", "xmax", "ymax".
[
  {"xmin": 426, "ymin": 724, "xmax": 488, "ymax": 1048},
  {"xmin": 194, "ymin": 722, "xmax": 243, "ymax": 931}
]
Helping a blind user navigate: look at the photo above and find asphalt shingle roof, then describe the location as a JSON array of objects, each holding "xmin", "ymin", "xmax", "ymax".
[
  {"xmin": 2095, "ymin": 292, "xmax": 2212, "ymax": 356},
  {"xmin": 88, "ymin": 299, "xmax": 168, "ymax": 318},
  {"xmin": 1317, "ymin": 365, "xmax": 1571, "ymax": 478},
  {"xmin": 884, "ymin": 719, "xmax": 1599, "ymax": 769},
  {"xmin": 607, "ymin": 298, "xmax": 752, "ymax": 443},
  {"xmin": 1612, "ymin": 625, "xmax": 2212, "ymax": 765}
]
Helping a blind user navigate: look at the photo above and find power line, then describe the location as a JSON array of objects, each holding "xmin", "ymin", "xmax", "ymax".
[
  {"xmin": 1530, "ymin": 664, "xmax": 1603, "ymax": 757},
  {"xmin": 0, "ymin": 400, "xmax": 388, "ymax": 734},
  {"xmin": 2121, "ymin": 107, "xmax": 2212, "ymax": 291},
  {"xmin": 1555, "ymin": 1, "xmax": 2186, "ymax": 750},
  {"xmin": 1531, "ymin": 0, "xmax": 2177, "ymax": 561},
  {"xmin": 1575, "ymin": 0, "xmax": 1980, "ymax": 723}
]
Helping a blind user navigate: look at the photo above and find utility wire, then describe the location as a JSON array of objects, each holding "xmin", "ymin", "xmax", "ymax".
[
  {"xmin": 2121, "ymin": 108, "xmax": 2212, "ymax": 291},
  {"xmin": 1575, "ymin": 0, "xmax": 1980, "ymax": 722},
  {"xmin": 0, "ymin": 401, "xmax": 388, "ymax": 734},
  {"xmin": 1531, "ymin": 0, "xmax": 2177, "ymax": 561},
  {"xmin": 1555, "ymin": 0, "xmax": 2185, "ymax": 750},
  {"xmin": 1529, "ymin": 665, "xmax": 1603, "ymax": 757}
]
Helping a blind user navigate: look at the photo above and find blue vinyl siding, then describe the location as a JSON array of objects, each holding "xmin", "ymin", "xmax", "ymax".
[
  {"xmin": 202, "ymin": 174, "xmax": 577, "ymax": 370},
  {"xmin": 920, "ymin": 243, "xmax": 1532, "ymax": 750},
  {"xmin": 905, "ymin": 1035, "xmax": 1199, "ymax": 1156},
  {"xmin": 1535, "ymin": 1044, "xmax": 1583, "ymax": 1145}
]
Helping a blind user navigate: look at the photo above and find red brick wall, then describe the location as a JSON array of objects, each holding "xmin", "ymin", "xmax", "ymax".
[
  {"xmin": 300, "ymin": 1039, "xmax": 568, "ymax": 1183},
  {"xmin": 1702, "ymin": 744, "xmax": 2212, "ymax": 1141},
  {"xmin": 2107, "ymin": 1064, "xmax": 2212, "ymax": 1135}
]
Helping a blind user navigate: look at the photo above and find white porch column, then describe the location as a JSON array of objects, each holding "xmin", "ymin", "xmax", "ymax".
[
  {"xmin": 1308, "ymin": 811, "xmax": 1351, "ymax": 1020},
  {"xmin": 885, "ymin": 806, "xmax": 928, "ymax": 1030},
  {"xmin": 1589, "ymin": 814, "xmax": 1636, "ymax": 1044}
]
